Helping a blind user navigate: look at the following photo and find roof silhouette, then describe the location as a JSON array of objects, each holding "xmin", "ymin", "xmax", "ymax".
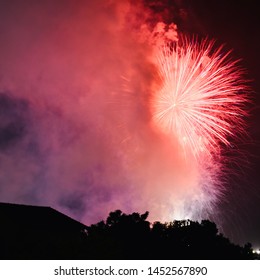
[
  {"xmin": 0, "ymin": 204, "xmax": 257, "ymax": 259},
  {"xmin": 0, "ymin": 202, "xmax": 86, "ymax": 232}
]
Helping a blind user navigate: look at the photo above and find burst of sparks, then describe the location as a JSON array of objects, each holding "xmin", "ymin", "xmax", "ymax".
[{"xmin": 151, "ymin": 38, "xmax": 249, "ymax": 158}]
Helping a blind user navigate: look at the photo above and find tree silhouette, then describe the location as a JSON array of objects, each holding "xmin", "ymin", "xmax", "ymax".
[
  {"xmin": 81, "ymin": 210, "xmax": 256, "ymax": 260},
  {"xmin": 0, "ymin": 204, "xmax": 257, "ymax": 259}
]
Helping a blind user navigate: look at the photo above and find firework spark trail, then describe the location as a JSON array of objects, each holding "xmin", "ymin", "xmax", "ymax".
[
  {"xmin": 151, "ymin": 38, "xmax": 249, "ymax": 159},
  {"xmin": 144, "ymin": 35, "xmax": 250, "ymax": 222}
]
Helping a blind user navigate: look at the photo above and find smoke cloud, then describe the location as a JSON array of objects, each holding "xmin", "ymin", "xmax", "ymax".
[{"xmin": 0, "ymin": 0, "xmax": 217, "ymax": 224}]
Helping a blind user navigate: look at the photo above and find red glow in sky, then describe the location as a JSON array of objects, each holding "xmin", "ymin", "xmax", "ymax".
[{"xmin": 0, "ymin": 0, "xmax": 259, "ymax": 247}]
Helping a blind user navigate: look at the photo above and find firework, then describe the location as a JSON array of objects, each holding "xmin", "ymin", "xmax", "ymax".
[{"xmin": 151, "ymin": 38, "xmax": 249, "ymax": 159}]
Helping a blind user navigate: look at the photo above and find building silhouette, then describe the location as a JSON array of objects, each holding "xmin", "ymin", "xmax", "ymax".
[{"xmin": 0, "ymin": 202, "xmax": 87, "ymax": 259}]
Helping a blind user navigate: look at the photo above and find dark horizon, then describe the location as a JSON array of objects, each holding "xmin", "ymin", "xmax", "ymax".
[{"xmin": 0, "ymin": 201, "xmax": 258, "ymax": 260}]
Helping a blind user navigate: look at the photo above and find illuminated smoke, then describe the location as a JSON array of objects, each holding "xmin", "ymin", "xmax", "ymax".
[
  {"xmin": 0, "ymin": 0, "xmax": 249, "ymax": 224},
  {"xmin": 146, "ymin": 35, "xmax": 249, "ymax": 220}
]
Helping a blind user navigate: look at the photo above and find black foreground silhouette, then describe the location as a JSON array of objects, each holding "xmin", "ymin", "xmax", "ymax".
[{"xmin": 0, "ymin": 202, "xmax": 258, "ymax": 259}]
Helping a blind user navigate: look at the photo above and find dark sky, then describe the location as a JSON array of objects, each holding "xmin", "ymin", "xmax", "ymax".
[
  {"xmin": 181, "ymin": 0, "xmax": 260, "ymax": 248},
  {"xmin": 0, "ymin": 0, "xmax": 259, "ymax": 249}
]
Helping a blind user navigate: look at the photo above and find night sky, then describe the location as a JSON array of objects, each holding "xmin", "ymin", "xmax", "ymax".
[
  {"xmin": 183, "ymin": 0, "xmax": 260, "ymax": 249},
  {"xmin": 0, "ymin": 0, "xmax": 259, "ymax": 249}
]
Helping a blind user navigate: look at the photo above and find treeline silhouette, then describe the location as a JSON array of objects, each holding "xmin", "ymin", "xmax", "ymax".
[
  {"xmin": 84, "ymin": 210, "xmax": 256, "ymax": 260},
  {"xmin": 0, "ymin": 206, "xmax": 258, "ymax": 259}
]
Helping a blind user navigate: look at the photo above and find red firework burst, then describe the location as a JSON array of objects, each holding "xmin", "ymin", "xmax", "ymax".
[{"xmin": 151, "ymin": 38, "xmax": 249, "ymax": 158}]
